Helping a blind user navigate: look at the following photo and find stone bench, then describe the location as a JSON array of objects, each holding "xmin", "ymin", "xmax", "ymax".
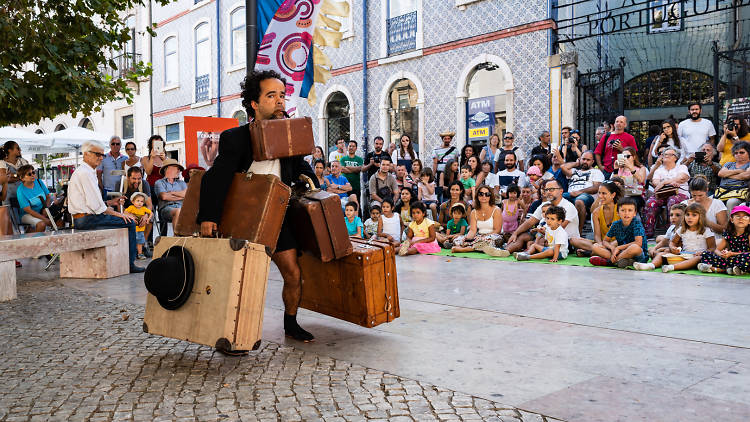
[{"xmin": 0, "ymin": 228, "xmax": 129, "ymax": 301}]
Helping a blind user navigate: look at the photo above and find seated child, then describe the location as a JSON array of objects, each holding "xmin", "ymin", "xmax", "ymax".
[
  {"xmin": 459, "ymin": 165, "xmax": 476, "ymax": 205},
  {"xmin": 514, "ymin": 205, "xmax": 568, "ymax": 262},
  {"xmin": 124, "ymin": 192, "xmax": 153, "ymax": 259},
  {"xmin": 589, "ymin": 197, "xmax": 648, "ymax": 268},
  {"xmin": 526, "ymin": 165, "xmax": 543, "ymax": 192},
  {"xmin": 344, "ymin": 201, "xmax": 364, "ymax": 238},
  {"xmin": 699, "ymin": 205, "xmax": 750, "ymax": 275},
  {"xmin": 435, "ymin": 202, "xmax": 468, "ymax": 249},
  {"xmin": 526, "ymin": 202, "xmax": 550, "ymax": 250},
  {"xmin": 377, "ymin": 198, "xmax": 402, "ymax": 247},
  {"xmin": 399, "ymin": 201, "xmax": 440, "ymax": 256},
  {"xmin": 649, "ymin": 203, "xmax": 686, "ymax": 258},
  {"xmin": 364, "ymin": 205, "xmax": 381, "ymax": 238},
  {"xmin": 418, "ymin": 168, "xmax": 439, "ymax": 220},
  {"xmin": 500, "ymin": 184, "xmax": 525, "ymax": 246},
  {"xmin": 520, "ymin": 186, "xmax": 534, "ymax": 216},
  {"xmin": 635, "ymin": 203, "xmax": 715, "ymax": 272}
]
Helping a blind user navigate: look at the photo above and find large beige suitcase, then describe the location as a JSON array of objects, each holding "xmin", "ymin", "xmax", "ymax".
[{"xmin": 143, "ymin": 236, "xmax": 271, "ymax": 352}]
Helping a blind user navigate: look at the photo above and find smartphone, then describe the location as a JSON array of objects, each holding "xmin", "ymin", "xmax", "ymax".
[
  {"xmin": 694, "ymin": 151, "xmax": 706, "ymax": 162},
  {"xmin": 616, "ymin": 153, "xmax": 626, "ymax": 162},
  {"xmin": 153, "ymin": 140, "xmax": 164, "ymax": 156}
]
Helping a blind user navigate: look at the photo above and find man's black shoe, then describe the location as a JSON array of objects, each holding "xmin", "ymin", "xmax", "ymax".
[
  {"xmin": 130, "ymin": 265, "xmax": 146, "ymax": 273},
  {"xmin": 284, "ymin": 314, "xmax": 315, "ymax": 342}
]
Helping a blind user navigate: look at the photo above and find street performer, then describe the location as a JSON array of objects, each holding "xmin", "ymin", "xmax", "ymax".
[{"xmin": 197, "ymin": 70, "xmax": 318, "ymax": 344}]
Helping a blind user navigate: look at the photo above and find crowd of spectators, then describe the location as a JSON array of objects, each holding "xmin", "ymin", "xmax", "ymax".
[{"xmin": 336, "ymin": 105, "xmax": 750, "ymax": 276}]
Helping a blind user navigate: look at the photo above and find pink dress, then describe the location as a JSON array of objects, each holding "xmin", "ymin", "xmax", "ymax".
[
  {"xmin": 409, "ymin": 219, "xmax": 441, "ymax": 254},
  {"xmin": 502, "ymin": 201, "xmax": 520, "ymax": 233}
]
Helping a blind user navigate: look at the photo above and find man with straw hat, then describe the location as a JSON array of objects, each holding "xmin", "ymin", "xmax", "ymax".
[{"xmin": 154, "ymin": 158, "xmax": 187, "ymax": 227}]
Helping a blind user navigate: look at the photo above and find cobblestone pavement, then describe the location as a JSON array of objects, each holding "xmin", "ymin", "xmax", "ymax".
[{"xmin": 0, "ymin": 281, "xmax": 562, "ymax": 422}]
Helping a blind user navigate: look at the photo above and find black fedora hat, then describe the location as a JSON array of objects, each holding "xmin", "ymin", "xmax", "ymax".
[{"xmin": 144, "ymin": 246, "xmax": 195, "ymax": 310}]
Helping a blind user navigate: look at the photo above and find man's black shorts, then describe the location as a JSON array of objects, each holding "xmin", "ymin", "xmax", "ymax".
[{"xmin": 274, "ymin": 211, "xmax": 297, "ymax": 253}]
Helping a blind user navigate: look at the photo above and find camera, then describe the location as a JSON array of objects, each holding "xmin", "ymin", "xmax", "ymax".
[
  {"xmin": 726, "ymin": 118, "xmax": 736, "ymax": 132},
  {"xmin": 694, "ymin": 151, "xmax": 706, "ymax": 162}
]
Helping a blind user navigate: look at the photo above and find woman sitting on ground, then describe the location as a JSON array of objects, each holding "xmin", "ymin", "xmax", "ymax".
[
  {"xmin": 450, "ymin": 185, "xmax": 508, "ymax": 257},
  {"xmin": 571, "ymin": 180, "xmax": 622, "ymax": 256},
  {"xmin": 438, "ymin": 180, "xmax": 472, "ymax": 227},
  {"xmin": 643, "ymin": 146, "xmax": 690, "ymax": 238},
  {"xmin": 683, "ymin": 176, "xmax": 728, "ymax": 236}
]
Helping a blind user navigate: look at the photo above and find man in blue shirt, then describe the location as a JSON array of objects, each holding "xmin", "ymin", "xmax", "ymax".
[
  {"xmin": 325, "ymin": 160, "xmax": 357, "ymax": 209},
  {"xmin": 154, "ymin": 159, "xmax": 187, "ymax": 226},
  {"xmin": 97, "ymin": 136, "xmax": 127, "ymax": 197}
]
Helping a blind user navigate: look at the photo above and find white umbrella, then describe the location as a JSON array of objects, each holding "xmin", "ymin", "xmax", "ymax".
[
  {"xmin": 0, "ymin": 126, "xmax": 47, "ymax": 142},
  {"xmin": 41, "ymin": 126, "xmax": 113, "ymax": 164}
]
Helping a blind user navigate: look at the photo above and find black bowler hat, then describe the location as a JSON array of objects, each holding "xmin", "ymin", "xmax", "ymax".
[{"xmin": 144, "ymin": 246, "xmax": 195, "ymax": 310}]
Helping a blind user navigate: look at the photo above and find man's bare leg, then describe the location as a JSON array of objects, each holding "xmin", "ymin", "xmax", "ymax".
[{"xmin": 272, "ymin": 249, "xmax": 314, "ymax": 342}]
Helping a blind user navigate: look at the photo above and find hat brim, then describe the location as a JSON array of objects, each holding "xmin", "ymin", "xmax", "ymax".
[
  {"xmin": 160, "ymin": 163, "xmax": 185, "ymax": 176},
  {"xmin": 144, "ymin": 246, "xmax": 195, "ymax": 311},
  {"xmin": 439, "ymin": 132, "xmax": 456, "ymax": 138}
]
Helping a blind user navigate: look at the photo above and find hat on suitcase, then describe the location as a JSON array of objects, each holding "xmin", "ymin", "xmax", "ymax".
[{"xmin": 144, "ymin": 245, "xmax": 195, "ymax": 310}]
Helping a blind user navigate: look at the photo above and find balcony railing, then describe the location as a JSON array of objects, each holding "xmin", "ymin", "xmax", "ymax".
[
  {"xmin": 101, "ymin": 53, "xmax": 141, "ymax": 80},
  {"xmin": 386, "ymin": 11, "xmax": 417, "ymax": 56},
  {"xmin": 195, "ymin": 74, "xmax": 210, "ymax": 102}
]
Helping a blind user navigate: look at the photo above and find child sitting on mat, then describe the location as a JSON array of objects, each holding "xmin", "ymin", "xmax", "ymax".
[
  {"xmin": 699, "ymin": 205, "xmax": 750, "ymax": 275},
  {"xmin": 399, "ymin": 201, "xmax": 440, "ymax": 256},
  {"xmin": 635, "ymin": 202, "xmax": 715, "ymax": 272},
  {"xmin": 649, "ymin": 203, "xmax": 685, "ymax": 258},
  {"xmin": 514, "ymin": 205, "xmax": 568, "ymax": 262},
  {"xmin": 344, "ymin": 201, "xmax": 364, "ymax": 239},
  {"xmin": 364, "ymin": 205, "xmax": 381, "ymax": 238},
  {"xmin": 377, "ymin": 198, "xmax": 403, "ymax": 248},
  {"xmin": 436, "ymin": 202, "xmax": 468, "ymax": 249},
  {"xmin": 589, "ymin": 197, "xmax": 649, "ymax": 268}
]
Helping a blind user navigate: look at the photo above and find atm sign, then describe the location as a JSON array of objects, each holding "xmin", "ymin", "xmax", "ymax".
[{"xmin": 469, "ymin": 127, "xmax": 489, "ymax": 139}]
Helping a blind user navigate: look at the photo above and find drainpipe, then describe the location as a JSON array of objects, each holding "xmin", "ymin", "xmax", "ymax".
[
  {"xmin": 216, "ymin": 0, "xmax": 222, "ymax": 117},
  {"xmin": 149, "ymin": 0, "xmax": 154, "ymax": 135},
  {"xmin": 361, "ymin": 1, "xmax": 368, "ymax": 204}
]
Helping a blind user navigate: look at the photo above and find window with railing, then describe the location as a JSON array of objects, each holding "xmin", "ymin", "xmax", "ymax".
[
  {"xmin": 194, "ymin": 23, "xmax": 210, "ymax": 102},
  {"xmin": 386, "ymin": 3, "xmax": 417, "ymax": 56}
]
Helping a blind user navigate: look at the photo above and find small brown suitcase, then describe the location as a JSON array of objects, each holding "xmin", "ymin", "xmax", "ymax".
[
  {"xmin": 174, "ymin": 170, "xmax": 291, "ymax": 252},
  {"xmin": 298, "ymin": 237, "xmax": 399, "ymax": 328},
  {"xmin": 289, "ymin": 190, "xmax": 353, "ymax": 262},
  {"xmin": 249, "ymin": 117, "xmax": 315, "ymax": 160},
  {"xmin": 143, "ymin": 236, "xmax": 271, "ymax": 352}
]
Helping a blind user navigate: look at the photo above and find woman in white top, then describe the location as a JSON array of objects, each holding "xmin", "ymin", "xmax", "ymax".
[
  {"xmin": 451, "ymin": 185, "xmax": 508, "ymax": 256},
  {"xmin": 0, "ymin": 141, "xmax": 30, "ymax": 205},
  {"xmin": 648, "ymin": 119, "xmax": 682, "ymax": 167},
  {"xmin": 479, "ymin": 134, "xmax": 501, "ymax": 168},
  {"xmin": 122, "ymin": 141, "xmax": 142, "ymax": 173},
  {"xmin": 643, "ymin": 146, "xmax": 690, "ymax": 237},
  {"xmin": 683, "ymin": 176, "xmax": 728, "ymax": 236},
  {"xmin": 391, "ymin": 134, "xmax": 418, "ymax": 173}
]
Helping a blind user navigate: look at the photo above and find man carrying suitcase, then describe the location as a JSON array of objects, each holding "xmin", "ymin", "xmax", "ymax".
[{"xmin": 198, "ymin": 70, "xmax": 318, "ymax": 345}]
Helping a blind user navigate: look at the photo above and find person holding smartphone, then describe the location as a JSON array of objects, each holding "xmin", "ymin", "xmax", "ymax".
[
  {"xmin": 593, "ymin": 115, "xmax": 637, "ymax": 179},
  {"xmin": 141, "ymin": 135, "xmax": 166, "ymax": 188},
  {"xmin": 648, "ymin": 119, "xmax": 682, "ymax": 167},
  {"xmin": 717, "ymin": 116, "xmax": 750, "ymax": 166}
]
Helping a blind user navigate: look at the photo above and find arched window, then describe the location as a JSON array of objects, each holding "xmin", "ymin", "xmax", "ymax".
[
  {"xmin": 164, "ymin": 36, "xmax": 178, "ymax": 87},
  {"xmin": 624, "ymin": 69, "xmax": 719, "ymax": 109},
  {"xmin": 466, "ymin": 63, "xmax": 507, "ymax": 145},
  {"xmin": 54, "ymin": 124, "xmax": 66, "ymax": 132},
  {"xmin": 79, "ymin": 118, "xmax": 94, "ymax": 130},
  {"xmin": 230, "ymin": 7, "xmax": 245, "ymax": 66},
  {"xmin": 326, "ymin": 92, "xmax": 350, "ymax": 151},
  {"xmin": 34, "ymin": 128, "xmax": 44, "ymax": 134},
  {"xmin": 232, "ymin": 109, "xmax": 247, "ymax": 125},
  {"xmin": 387, "ymin": 79, "xmax": 418, "ymax": 152},
  {"xmin": 194, "ymin": 22, "xmax": 211, "ymax": 102}
]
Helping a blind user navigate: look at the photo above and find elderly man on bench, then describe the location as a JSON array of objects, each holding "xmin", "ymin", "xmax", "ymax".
[{"xmin": 68, "ymin": 141, "xmax": 144, "ymax": 273}]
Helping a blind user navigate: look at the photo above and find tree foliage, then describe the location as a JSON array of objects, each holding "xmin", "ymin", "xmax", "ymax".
[{"xmin": 0, "ymin": 0, "xmax": 169, "ymax": 126}]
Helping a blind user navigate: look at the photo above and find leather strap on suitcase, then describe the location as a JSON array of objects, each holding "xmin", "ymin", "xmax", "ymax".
[{"xmin": 350, "ymin": 237, "xmax": 398, "ymax": 322}]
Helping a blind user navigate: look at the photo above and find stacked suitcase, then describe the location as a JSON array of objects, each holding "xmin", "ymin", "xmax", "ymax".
[{"xmin": 144, "ymin": 117, "xmax": 399, "ymax": 353}]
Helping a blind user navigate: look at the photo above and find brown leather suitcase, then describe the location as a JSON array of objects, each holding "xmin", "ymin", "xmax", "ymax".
[
  {"xmin": 174, "ymin": 170, "xmax": 291, "ymax": 252},
  {"xmin": 249, "ymin": 117, "xmax": 315, "ymax": 160},
  {"xmin": 298, "ymin": 237, "xmax": 399, "ymax": 328},
  {"xmin": 289, "ymin": 190, "xmax": 353, "ymax": 262},
  {"xmin": 144, "ymin": 236, "xmax": 270, "ymax": 352}
]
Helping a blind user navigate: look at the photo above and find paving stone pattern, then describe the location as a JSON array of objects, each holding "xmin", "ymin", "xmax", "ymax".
[{"xmin": 0, "ymin": 281, "xmax": 562, "ymax": 422}]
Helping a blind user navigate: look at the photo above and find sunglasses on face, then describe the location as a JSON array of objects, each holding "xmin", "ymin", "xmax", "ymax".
[
  {"xmin": 623, "ymin": 154, "xmax": 631, "ymax": 158},
  {"xmin": 125, "ymin": 147, "xmax": 135, "ymax": 151},
  {"xmin": 111, "ymin": 143, "xmax": 120, "ymax": 146},
  {"xmin": 504, "ymin": 136, "xmax": 513, "ymax": 140},
  {"xmin": 543, "ymin": 187, "xmax": 561, "ymax": 192},
  {"xmin": 477, "ymin": 191, "xmax": 491, "ymax": 197},
  {"xmin": 24, "ymin": 171, "xmax": 36, "ymax": 176}
]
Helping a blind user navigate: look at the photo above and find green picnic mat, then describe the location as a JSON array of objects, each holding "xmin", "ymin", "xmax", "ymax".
[{"xmin": 428, "ymin": 249, "xmax": 747, "ymax": 278}]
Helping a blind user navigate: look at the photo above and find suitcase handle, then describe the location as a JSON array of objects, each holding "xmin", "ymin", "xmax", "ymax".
[{"xmin": 297, "ymin": 174, "xmax": 320, "ymax": 194}]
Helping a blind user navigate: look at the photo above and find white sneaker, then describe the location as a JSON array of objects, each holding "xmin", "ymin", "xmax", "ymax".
[
  {"xmin": 732, "ymin": 266, "xmax": 746, "ymax": 276},
  {"xmin": 482, "ymin": 245, "xmax": 510, "ymax": 257},
  {"xmin": 662, "ymin": 264, "xmax": 674, "ymax": 273},
  {"xmin": 633, "ymin": 262, "xmax": 655, "ymax": 271},
  {"xmin": 515, "ymin": 252, "xmax": 530, "ymax": 261},
  {"xmin": 697, "ymin": 263, "xmax": 713, "ymax": 273}
]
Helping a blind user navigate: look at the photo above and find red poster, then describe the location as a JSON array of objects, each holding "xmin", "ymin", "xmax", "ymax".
[{"xmin": 184, "ymin": 116, "xmax": 239, "ymax": 169}]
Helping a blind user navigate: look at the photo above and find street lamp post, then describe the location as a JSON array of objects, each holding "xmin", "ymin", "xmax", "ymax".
[{"xmin": 245, "ymin": 0, "xmax": 257, "ymax": 77}]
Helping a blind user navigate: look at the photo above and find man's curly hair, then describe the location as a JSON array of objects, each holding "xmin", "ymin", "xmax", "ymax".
[{"xmin": 240, "ymin": 70, "xmax": 288, "ymax": 119}]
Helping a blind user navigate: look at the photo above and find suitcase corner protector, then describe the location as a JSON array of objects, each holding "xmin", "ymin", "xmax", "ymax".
[
  {"xmin": 229, "ymin": 238, "xmax": 247, "ymax": 251},
  {"xmin": 215, "ymin": 337, "xmax": 232, "ymax": 351},
  {"xmin": 142, "ymin": 322, "xmax": 149, "ymax": 333},
  {"xmin": 252, "ymin": 340, "xmax": 262, "ymax": 350}
]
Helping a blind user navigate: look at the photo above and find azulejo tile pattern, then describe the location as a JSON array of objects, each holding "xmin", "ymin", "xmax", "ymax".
[{"xmin": 299, "ymin": 30, "xmax": 551, "ymax": 161}]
